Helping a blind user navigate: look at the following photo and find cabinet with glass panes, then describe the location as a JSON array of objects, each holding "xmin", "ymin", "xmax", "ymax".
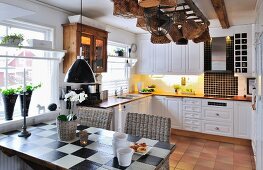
[
  {"xmin": 62, "ymin": 23, "xmax": 108, "ymax": 73},
  {"xmin": 234, "ymin": 33, "xmax": 248, "ymax": 73}
]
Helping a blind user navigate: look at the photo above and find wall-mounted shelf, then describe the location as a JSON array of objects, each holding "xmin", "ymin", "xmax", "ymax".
[
  {"xmin": 108, "ymin": 55, "xmax": 137, "ymax": 67},
  {"xmin": 0, "ymin": 44, "xmax": 66, "ymax": 61}
]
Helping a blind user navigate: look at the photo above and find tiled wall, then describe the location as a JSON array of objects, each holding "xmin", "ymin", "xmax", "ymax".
[{"xmin": 204, "ymin": 72, "xmax": 238, "ymax": 96}]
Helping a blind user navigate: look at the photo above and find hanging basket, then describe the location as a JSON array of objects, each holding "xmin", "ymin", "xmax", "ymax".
[
  {"xmin": 193, "ymin": 28, "xmax": 211, "ymax": 43},
  {"xmin": 182, "ymin": 20, "xmax": 206, "ymax": 40},
  {"xmin": 160, "ymin": 0, "xmax": 177, "ymax": 6},
  {"xmin": 113, "ymin": 0, "xmax": 134, "ymax": 18},
  {"xmin": 151, "ymin": 34, "xmax": 171, "ymax": 44},
  {"xmin": 168, "ymin": 24, "xmax": 183, "ymax": 42},
  {"xmin": 136, "ymin": 18, "xmax": 147, "ymax": 30},
  {"xmin": 138, "ymin": 0, "xmax": 160, "ymax": 8},
  {"xmin": 129, "ymin": 0, "xmax": 144, "ymax": 18},
  {"xmin": 174, "ymin": 11, "xmax": 186, "ymax": 25}
]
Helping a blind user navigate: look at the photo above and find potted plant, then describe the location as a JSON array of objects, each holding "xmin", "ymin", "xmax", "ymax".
[
  {"xmin": 57, "ymin": 91, "xmax": 87, "ymax": 141},
  {"xmin": 1, "ymin": 33, "xmax": 24, "ymax": 46},
  {"xmin": 0, "ymin": 88, "xmax": 18, "ymax": 120},
  {"xmin": 17, "ymin": 83, "xmax": 41, "ymax": 117},
  {"xmin": 115, "ymin": 49, "xmax": 124, "ymax": 56},
  {"xmin": 173, "ymin": 84, "xmax": 181, "ymax": 94}
]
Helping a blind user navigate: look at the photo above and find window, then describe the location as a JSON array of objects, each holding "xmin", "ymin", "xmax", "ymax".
[
  {"xmin": 0, "ymin": 20, "xmax": 59, "ymax": 120},
  {"xmin": 101, "ymin": 42, "xmax": 130, "ymax": 96}
]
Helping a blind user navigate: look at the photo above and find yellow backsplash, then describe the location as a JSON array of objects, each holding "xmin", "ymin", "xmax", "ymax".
[{"xmin": 130, "ymin": 74, "xmax": 204, "ymax": 94}]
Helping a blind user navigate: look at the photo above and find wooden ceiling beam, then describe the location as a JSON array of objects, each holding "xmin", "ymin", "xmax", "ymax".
[{"xmin": 211, "ymin": 0, "xmax": 230, "ymax": 28}]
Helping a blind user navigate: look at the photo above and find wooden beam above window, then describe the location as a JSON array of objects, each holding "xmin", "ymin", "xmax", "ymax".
[{"xmin": 211, "ymin": 0, "xmax": 230, "ymax": 29}]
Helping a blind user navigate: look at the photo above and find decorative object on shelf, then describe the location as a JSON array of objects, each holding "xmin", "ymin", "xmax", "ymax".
[
  {"xmin": 17, "ymin": 83, "xmax": 41, "ymax": 117},
  {"xmin": 247, "ymin": 78, "xmax": 256, "ymax": 95},
  {"xmin": 0, "ymin": 33, "xmax": 24, "ymax": 46},
  {"xmin": 48, "ymin": 103, "xmax": 57, "ymax": 111},
  {"xmin": 181, "ymin": 77, "xmax": 186, "ymax": 86},
  {"xmin": 57, "ymin": 91, "xmax": 87, "ymax": 141},
  {"xmin": 0, "ymin": 88, "xmax": 18, "ymax": 120},
  {"xmin": 64, "ymin": 0, "xmax": 96, "ymax": 83},
  {"xmin": 36, "ymin": 104, "xmax": 45, "ymax": 114},
  {"xmin": 79, "ymin": 130, "xmax": 89, "ymax": 146},
  {"xmin": 112, "ymin": 0, "xmax": 210, "ymax": 44},
  {"xmin": 173, "ymin": 84, "xmax": 181, "ymax": 94},
  {"xmin": 115, "ymin": 49, "xmax": 124, "ymax": 56}
]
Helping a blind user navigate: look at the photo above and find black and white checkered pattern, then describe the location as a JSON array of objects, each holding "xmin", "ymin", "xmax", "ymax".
[{"xmin": 0, "ymin": 121, "xmax": 176, "ymax": 170}]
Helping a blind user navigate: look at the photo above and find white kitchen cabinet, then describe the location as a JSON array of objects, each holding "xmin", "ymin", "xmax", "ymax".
[
  {"xmin": 170, "ymin": 43, "xmax": 186, "ymax": 74},
  {"xmin": 151, "ymin": 96, "xmax": 166, "ymax": 116},
  {"xmin": 186, "ymin": 41, "xmax": 204, "ymax": 74},
  {"xmin": 154, "ymin": 44, "xmax": 169, "ymax": 73},
  {"xmin": 166, "ymin": 97, "xmax": 183, "ymax": 129},
  {"xmin": 234, "ymin": 101, "xmax": 252, "ymax": 139},
  {"xmin": 136, "ymin": 38, "xmax": 154, "ymax": 74},
  {"xmin": 136, "ymin": 34, "xmax": 203, "ymax": 75}
]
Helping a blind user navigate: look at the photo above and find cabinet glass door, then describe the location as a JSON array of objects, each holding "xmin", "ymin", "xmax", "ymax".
[
  {"xmin": 94, "ymin": 38, "xmax": 106, "ymax": 72},
  {"xmin": 81, "ymin": 35, "xmax": 93, "ymax": 65}
]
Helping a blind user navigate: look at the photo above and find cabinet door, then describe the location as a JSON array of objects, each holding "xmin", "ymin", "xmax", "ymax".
[
  {"xmin": 81, "ymin": 34, "xmax": 93, "ymax": 65},
  {"xmin": 170, "ymin": 43, "xmax": 186, "ymax": 74},
  {"xmin": 186, "ymin": 41, "xmax": 203, "ymax": 74},
  {"xmin": 166, "ymin": 98, "xmax": 182, "ymax": 129},
  {"xmin": 136, "ymin": 39, "xmax": 154, "ymax": 74},
  {"xmin": 154, "ymin": 44, "xmax": 169, "ymax": 74},
  {"xmin": 151, "ymin": 96, "xmax": 166, "ymax": 116},
  {"xmin": 234, "ymin": 101, "xmax": 251, "ymax": 139},
  {"xmin": 93, "ymin": 37, "xmax": 107, "ymax": 72}
]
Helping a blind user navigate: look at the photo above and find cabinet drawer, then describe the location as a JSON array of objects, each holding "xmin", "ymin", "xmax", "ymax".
[
  {"xmin": 183, "ymin": 111, "xmax": 202, "ymax": 119},
  {"xmin": 183, "ymin": 105, "xmax": 201, "ymax": 113},
  {"xmin": 202, "ymin": 99, "xmax": 233, "ymax": 109},
  {"xmin": 202, "ymin": 108, "xmax": 233, "ymax": 122},
  {"xmin": 183, "ymin": 98, "xmax": 201, "ymax": 106},
  {"xmin": 183, "ymin": 124, "xmax": 202, "ymax": 132},
  {"xmin": 202, "ymin": 121, "xmax": 233, "ymax": 137},
  {"xmin": 183, "ymin": 118, "xmax": 201, "ymax": 126}
]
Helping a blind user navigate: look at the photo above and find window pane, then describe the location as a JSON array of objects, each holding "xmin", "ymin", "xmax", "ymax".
[{"xmin": 0, "ymin": 25, "xmax": 6, "ymax": 37}]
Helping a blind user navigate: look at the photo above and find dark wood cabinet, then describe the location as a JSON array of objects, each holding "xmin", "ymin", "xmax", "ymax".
[{"xmin": 62, "ymin": 23, "xmax": 108, "ymax": 73}]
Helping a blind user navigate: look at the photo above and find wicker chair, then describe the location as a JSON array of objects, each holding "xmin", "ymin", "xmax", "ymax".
[
  {"xmin": 124, "ymin": 112, "xmax": 171, "ymax": 142},
  {"xmin": 77, "ymin": 107, "xmax": 113, "ymax": 130}
]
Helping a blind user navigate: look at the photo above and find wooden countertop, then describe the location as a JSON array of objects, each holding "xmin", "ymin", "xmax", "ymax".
[
  {"xmin": 84, "ymin": 92, "xmax": 251, "ymax": 109},
  {"xmin": 152, "ymin": 92, "xmax": 252, "ymax": 102}
]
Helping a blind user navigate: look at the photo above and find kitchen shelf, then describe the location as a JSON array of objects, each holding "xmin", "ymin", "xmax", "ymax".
[
  {"xmin": 108, "ymin": 55, "xmax": 138, "ymax": 66},
  {"xmin": 0, "ymin": 44, "xmax": 66, "ymax": 61}
]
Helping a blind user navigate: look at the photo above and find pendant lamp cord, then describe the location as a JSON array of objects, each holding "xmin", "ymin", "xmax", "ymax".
[{"xmin": 80, "ymin": 0, "xmax": 83, "ymax": 56}]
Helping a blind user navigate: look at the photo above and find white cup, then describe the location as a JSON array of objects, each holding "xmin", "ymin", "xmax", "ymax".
[
  {"xmin": 112, "ymin": 140, "xmax": 129, "ymax": 157},
  {"xmin": 113, "ymin": 132, "xmax": 127, "ymax": 141},
  {"xmin": 117, "ymin": 147, "xmax": 134, "ymax": 167}
]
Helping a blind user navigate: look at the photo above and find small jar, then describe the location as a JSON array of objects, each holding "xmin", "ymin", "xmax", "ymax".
[{"xmin": 79, "ymin": 130, "xmax": 88, "ymax": 146}]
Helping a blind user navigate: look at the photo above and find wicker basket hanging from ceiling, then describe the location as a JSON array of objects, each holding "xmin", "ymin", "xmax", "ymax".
[
  {"xmin": 113, "ymin": 0, "xmax": 134, "ymax": 18},
  {"xmin": 151, "ymin": 34, "xmax": 171, "ymax": 44},
  {"xmin": 129, "ymin": 0, "xmax": 144, "ymax": 18},
  {"xmin": 182, "ymin": 20, "xmax": 206, "ymax": 40},
  {"xmin": 136, "ymin": 18, "xmax": 147, "ymax": 30},
  {"xmin": 193, "ymin": 28, "xmax": 211, "ymax": 43},
  {"xmin": 138, "ymin": 0, "xmax": 160, "ymax": 8},
  {"xmin": 168, "ymin": 24, "xmax": 183, "ymax": 42},
  {"xmin": 174, "ymin": 10, "xmax": 186, "ymax": 25},
  {"xmin": 160, "ymin": 0, "xmax": 177, "ymax": 6}
]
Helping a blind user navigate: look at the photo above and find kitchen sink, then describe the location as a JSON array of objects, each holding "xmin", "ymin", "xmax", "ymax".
[{"xmin": 116, "ymin": 94, "xmax": 142, "ymax": 99}]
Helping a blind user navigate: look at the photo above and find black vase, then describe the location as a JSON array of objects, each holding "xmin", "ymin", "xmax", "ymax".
[
  {"xmin": 19, "ymin": 92, "xmax": 32, "ymax": 117},
  {"xmin": 2, "ymin": 94, "xmax": 18, "ymax": 120}
]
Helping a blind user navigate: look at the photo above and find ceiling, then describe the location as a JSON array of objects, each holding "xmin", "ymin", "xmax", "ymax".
[{"xmin": 34, "ymin": 0, "xmax": 258, "ymax": 34}]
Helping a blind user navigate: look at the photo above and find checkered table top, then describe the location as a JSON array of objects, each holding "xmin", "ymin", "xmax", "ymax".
[{"xmin": 0, "ymin": 121, "xmax": 176, "ymax": 170}]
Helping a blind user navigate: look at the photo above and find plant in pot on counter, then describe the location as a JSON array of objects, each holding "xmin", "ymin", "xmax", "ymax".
[
  {"xmin": 115, "ymin": 49, "xmax": 124, "ymax": 56},
  {"xmin": 173, "ymin": 84, "xmax": 181, "ymax": 94},
  {"xmin": 17, "ymin": 83, "xmax": 41, "ymax": 117},
  {"xmin": 57, "ymin": 91, "xmax": 87, "ymax": 141},
  {"xmin": 0, "ymin": 88, "xmax": 18, "ymax": 120},
  {"xmin": 1, "ymin": 33, "xmax": 24, "ymax": 46}
]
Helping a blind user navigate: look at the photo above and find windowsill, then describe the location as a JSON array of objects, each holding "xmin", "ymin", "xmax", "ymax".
[{"xmin": 0, "ymin": 110, "xmax": 61, "ymax": 133}]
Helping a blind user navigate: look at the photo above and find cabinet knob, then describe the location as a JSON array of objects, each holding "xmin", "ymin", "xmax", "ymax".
[
  {"xmin": 216, "ymin": 113, "xmax": 220, "ymax": 116},
  {"xmin": 215, "ymin": 127, "xmax": 220, "ymax": 130}
]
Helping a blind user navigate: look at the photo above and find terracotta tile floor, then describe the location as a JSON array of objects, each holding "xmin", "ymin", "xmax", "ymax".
[{"xmin": 169, "ymin": 135, "xmax": 256, "ymax": 170}]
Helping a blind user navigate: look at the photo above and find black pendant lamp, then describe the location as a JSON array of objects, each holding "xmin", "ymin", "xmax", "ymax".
[{"xmin": 64, "ymin": 0, "xmax": 95, "ymax": 83}]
